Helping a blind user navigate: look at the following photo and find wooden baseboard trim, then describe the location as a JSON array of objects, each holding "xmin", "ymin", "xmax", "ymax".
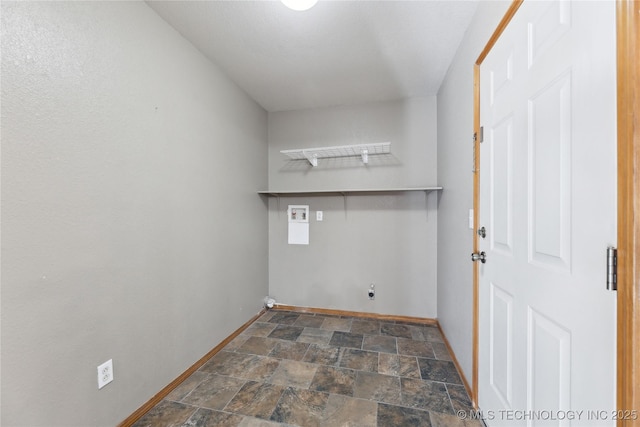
[
  {"xmin": 272, "ymin": 304, "xmax": 438, "ymax": 326},
  {"xmin": 436, "ymin": 323, "xmax": 474, "ymax": 406},
  {"xmin": 117, "ymin": 308, "xmax": 266, "ymax": 427}
]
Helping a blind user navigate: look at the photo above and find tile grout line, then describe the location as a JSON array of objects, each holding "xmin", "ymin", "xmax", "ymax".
[
  {"xmin": 174, "ymin": 372, "xmax": 212, "ymax": 405},
  {"xmin": 179, "ymin": 406, "xmax": 202, "ymax": 426},
  {"xmin": 265, "ymin": 385, "xmax": 288, "ymax": 424}
]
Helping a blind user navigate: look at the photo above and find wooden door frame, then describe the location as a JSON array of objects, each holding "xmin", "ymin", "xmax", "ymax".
[
  {"xmin": 471, "ymin": 2, "xmax": 640, "ymax": 424},
  {"xmin": 615, "ymin": 0, "xmax": 640, "ymax": 422}
]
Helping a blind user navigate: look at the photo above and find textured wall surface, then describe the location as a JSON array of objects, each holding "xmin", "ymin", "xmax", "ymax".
[
  {"xmin": 436, "ymin": 1, "xmax": 512, "ymax": 383},
  {"xmin": 267, "ymin": 99, "xmax": 438, "ymax": 318},
  {"xmin": 1, "ymin": 2, "xmax": 267, "ymax": 425}
]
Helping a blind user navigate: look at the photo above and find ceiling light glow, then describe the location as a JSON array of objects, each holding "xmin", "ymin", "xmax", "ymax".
[{"xmin": 280, "ymin": 0, "xmax": 318, "ymax": 12}]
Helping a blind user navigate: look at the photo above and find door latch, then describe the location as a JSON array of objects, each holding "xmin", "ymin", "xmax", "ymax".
[
  {"xmin": 477, "ymin": 227, "xmax": 486, "ymax": 239},
  {"xmin": 471, "ymin": 252, "xmax": 487, "ymax": 264}
]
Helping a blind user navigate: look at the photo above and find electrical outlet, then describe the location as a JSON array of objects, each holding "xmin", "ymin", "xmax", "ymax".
[
  {"xmin": 368, "ymin": 284, "xmax": 375, "ymax": 300},
  {"xmin": 97, "ymin": 359, "xmax": 113, "ymax": 389}
]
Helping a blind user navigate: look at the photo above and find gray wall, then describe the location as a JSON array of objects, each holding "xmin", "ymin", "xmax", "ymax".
[
  {"xmin": 1, "ymin": 2, "xmax": 267, "ymax": 426},
  {"xmin": 267, "ymin": 99, "xmax": 438, "ymax": 318},
  {"xmin": 436, "ymin": 1, "xmax": 511, "ymax": 383}
]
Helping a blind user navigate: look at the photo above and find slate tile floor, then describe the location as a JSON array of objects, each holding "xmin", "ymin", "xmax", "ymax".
[{"xmin": 133, "ymin": 311, "xmax": 482, "ymax": 427}]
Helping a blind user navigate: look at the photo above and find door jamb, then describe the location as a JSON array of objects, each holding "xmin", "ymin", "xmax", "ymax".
[
  {"xmin": 615, "ymin": 0, "xmax": 640, "ymax": 423},
  {"xmin": 471, "ymin": 2, "xmax": 640, "ymax": 423}
]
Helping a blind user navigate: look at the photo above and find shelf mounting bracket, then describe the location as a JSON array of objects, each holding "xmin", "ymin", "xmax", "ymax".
[{"xmin": 302, "ymin": 151, "xmax": 318, "ymax": 167}]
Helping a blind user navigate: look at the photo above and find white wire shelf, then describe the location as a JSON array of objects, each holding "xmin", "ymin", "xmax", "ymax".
[
  {"xmin": 280, "ymin": 142, "xmax": 391, "ymax": 167},
  {"xmin": 258, "ymin": 187, "xmax": 443, "ymax": 197}
]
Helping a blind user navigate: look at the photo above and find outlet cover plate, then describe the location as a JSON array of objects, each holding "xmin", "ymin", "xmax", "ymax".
[{"xmin": 97, "ymin": 359, "xmax": 113, "ymax": 389}]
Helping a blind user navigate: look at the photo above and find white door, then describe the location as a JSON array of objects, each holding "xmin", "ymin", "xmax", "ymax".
[{"xmin": 478, "ymin": 1, "xmax": 617, "ymax": 426}]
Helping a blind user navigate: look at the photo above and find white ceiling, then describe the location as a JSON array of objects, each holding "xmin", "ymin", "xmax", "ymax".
[{"xmin": 146, "ymin": 0, "xmax": 479, "ymax": 112}]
